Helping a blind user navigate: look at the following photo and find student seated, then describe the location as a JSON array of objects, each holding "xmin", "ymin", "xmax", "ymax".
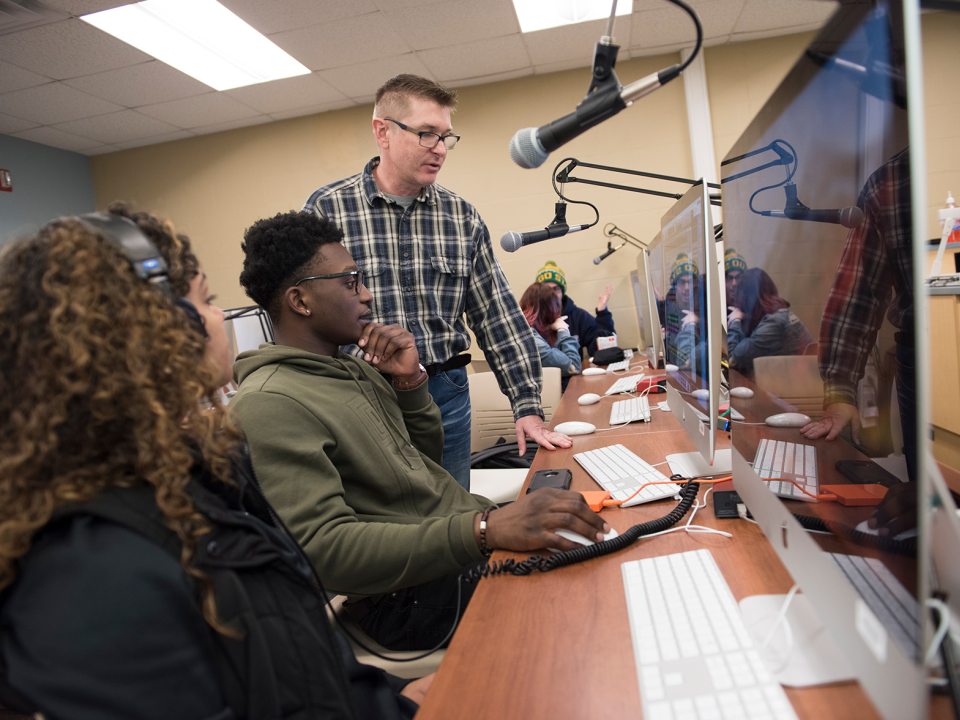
[
  {"xmin": 230, "ymin": 211, "xmax": 607, "ymax": 651},
  {"xmin": 536, "ymin": 259, "xmax": 615, "ymax": 356},
  {"xmin": 727, "ymin": 267, "xmax": 813, "ymax": 372},
  {"xmin": 0, "ymin": 206, "xmax": 425, "ymax": 718},
  {"xmin": 519, "ymin": 281, "xmax": 582, "ymax": 391}
]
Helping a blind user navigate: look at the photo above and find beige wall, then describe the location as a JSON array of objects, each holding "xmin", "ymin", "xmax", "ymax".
[{"xmin": 91, "ymin": 13, "xmax": 959, "ymax": 351}]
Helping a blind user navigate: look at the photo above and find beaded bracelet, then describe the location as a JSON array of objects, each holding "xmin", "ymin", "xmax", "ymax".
[
  {"xmin": 391, "ymin": 364, "xmax": 428, "ymax": 391},
  {"xmin": 478, "ymin": 506, "xmax": 496, "ymax": 557}
]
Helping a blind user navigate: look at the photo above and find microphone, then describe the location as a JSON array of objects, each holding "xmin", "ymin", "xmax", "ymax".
[
  {"xmin": 509, "ymin": 65, "xmax": 681, "ymax": 169},
  {"xmin": 593, "ymin": 241, "xmax": 624, "ymax": 265},
  {"xmin": 500, "ymin": 223, "xmax": 590, "ymax": 252},
  {"xmin": 759, "ymin": 183, "xmax": 864, "ymax": 229}
]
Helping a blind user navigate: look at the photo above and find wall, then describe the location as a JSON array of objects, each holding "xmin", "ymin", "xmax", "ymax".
[
  {"xmin": 0, "ymin": 134, "xmax": 95, "ymax": 245},
  {"xmin": 89, "ymin": 13, "xmax": 959, "ymax": 352}
]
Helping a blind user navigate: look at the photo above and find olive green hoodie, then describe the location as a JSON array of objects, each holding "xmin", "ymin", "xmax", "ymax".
[{"xmin": 231, "ymin": 344, "xmax": 487, "ymax": 597}]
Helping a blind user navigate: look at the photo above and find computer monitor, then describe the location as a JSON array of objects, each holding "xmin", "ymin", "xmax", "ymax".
[
  {"xmin": 720, "ymin": 1, "xmax": 927, "ymax": 716},
  {"xmin": 629, "ymin": 231, "xmax": 664, "ymax": 369},
  {"xmin": 658, "ymin": 181, "xmax": 724, "ymax": 472}
]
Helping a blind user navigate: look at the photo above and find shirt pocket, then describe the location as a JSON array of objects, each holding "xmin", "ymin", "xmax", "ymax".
[{"xmin": 428, "ymin": 255, "xmax": 470, "ymax": 304}]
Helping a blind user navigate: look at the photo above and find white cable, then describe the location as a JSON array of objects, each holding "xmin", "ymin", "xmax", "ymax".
[
  {"xmin": 759, "ymin": 584, "xmax": 800, "ymax": 671},
  {"xmin": 925, "ymin": 597, "xmax": 952, "ymax": 667},
  {"xmin": 644, "ymin": 486, "xmax": 733, "ymax": 539}
]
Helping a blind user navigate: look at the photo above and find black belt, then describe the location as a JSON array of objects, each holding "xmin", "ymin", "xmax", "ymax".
[{"xmin": 424, "ymin": 354, "xmax": 471, "ymax": 376}]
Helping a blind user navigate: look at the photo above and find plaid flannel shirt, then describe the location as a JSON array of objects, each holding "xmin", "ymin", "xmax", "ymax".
[
  {"xmin": 304, "ymin": 157, "xmax": 543, "ymax": 419},
  {"xmin": 818, "ymin": 148, "xmax": 913, "ymax": 406}
]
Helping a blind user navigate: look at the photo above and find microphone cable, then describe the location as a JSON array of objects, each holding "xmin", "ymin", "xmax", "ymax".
[{"xmin": 551, "ymin": 157, "xmax": 600, "ymax": 231}]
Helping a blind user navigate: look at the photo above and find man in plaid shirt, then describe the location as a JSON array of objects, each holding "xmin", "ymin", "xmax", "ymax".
[
  {"xmin": 304, "ymin": 74, "xmax": 572, "ymax": 488},
  {"xmin": 801, "ymin": 148, "xmax": 916, "ymax": 485}
]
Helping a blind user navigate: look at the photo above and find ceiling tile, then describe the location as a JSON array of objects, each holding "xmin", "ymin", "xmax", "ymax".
[
  {"xmin": 319, "ymin": 54, "xmax": 436, "ymax": 101},
  {"xmin": 226, "ymin": 74, "xmax": 349, "ymax": 114},
  {"xmin": 272, "ymin": 12, "xmax": 411, "ymax": 70},
  {"xmin": 386, "ymin": 0, "xmax": 518, "ymax": 51},
  {"xmin": 630, "ymin": 0, "xmax": 741, "ymax": 52},
  {"xmin": 63, "ymin": 61, "xmax": 210, "ymax": 107},
  {"xmin": 522, "ymin": 20, "xmax": 622, "ymax": 67},
  {"xmin": 270, "ymin": 99, "xmax": 358, "ymax": 121},
  {"xmin": 190, "ymin": 114, "xmax": 282, "ymax": 136},
  {"xmin": 737, "ymin": 0, "xmax": 835, "ymax": 34},
  {"xmin": 0, "ymin": 111, "xmax": 38, "ymax": 134},
  {"xmin": 225, "ymin": 0, "xmax": 378, "ymax": 34},
  {"xmin": 39, "ymin": 1, "xmax": 131, "ymax": 13},
  {"xmin": 0, "ymin": 61, "xmax": 51, "ymax": 93},
  {"xmin": 54, "ymin": 109, "xmax": 182, "ymax": 144},
  {"xmin": 419, "ymin": 35, "xmax": 531, "ymax": 84},
  {"xmin": 97, "ymin": 128, "xmax": 196, "ymax": 152},
  {"xmin": 0, "ymin": 18, "xmax": 150, "ymax": 80},
  {"xmin": 137, "ymin": 93, "xmax": 262, "ymax": 129},
  {"xmin": 11, "ymin": 125, "xmax": 106, "ymax": 153},
  {"xmin": 1, "ymin": 82, "xmax": 122, "ymax": 124}
]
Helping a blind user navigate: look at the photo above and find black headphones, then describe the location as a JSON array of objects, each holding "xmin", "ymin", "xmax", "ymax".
[{"xmin": 75, "ymin": 212, "xmax": 207, "ymax": 337}]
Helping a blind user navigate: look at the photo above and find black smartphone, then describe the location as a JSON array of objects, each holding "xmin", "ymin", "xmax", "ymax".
[
  {"xmin": 835, "ymin": 459, "xmax": 900, "ymax": 487},
  {"xmin": 713, "ymin": 489, "xmax": 743, "ymax": 519},
  {"xmin": 527, "ymin": 468, "xmax": 572, "ymax": 493}
]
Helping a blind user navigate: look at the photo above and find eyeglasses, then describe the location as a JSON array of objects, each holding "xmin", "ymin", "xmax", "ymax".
[
  {"xmin": 295, "ymin": 269, "xmax": 364, "ymax": 295},
  {"xmin": 383, "ymin": 117, "xmax": 460, "ymax": 150}
]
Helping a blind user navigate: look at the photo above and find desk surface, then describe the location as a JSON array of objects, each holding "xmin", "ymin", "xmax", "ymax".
[{"xmin": 419, "ymin": 365, "xmax": 896, "ymax": 720}]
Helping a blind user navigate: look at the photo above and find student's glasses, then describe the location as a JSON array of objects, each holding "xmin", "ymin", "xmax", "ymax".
[
  {"xmin": 295, "ymin": 270, "xmax": 364, "ymax": 295},
  {"xmin": 383, "ymin": 117, "xmax": 460, "ymax": 150}
]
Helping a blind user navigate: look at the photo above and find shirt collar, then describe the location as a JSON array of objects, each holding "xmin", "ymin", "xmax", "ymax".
[{"xmin": 361, "ymin": 157, "xmax": 436, "ymax": 207}]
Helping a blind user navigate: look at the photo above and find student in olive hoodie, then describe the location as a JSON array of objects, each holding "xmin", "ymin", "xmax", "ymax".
[{"xmin": 230, "ymin": 211, "xmax": 607, "ymax": 652}]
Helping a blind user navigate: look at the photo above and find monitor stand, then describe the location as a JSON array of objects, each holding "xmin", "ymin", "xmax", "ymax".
[
  {"xmin": 666, "ymin": 448, "xmax": 732, "ymax": 477},
  {"xmin": 739, "ymin": 593, "xmax": 854, "ymax": 687}
]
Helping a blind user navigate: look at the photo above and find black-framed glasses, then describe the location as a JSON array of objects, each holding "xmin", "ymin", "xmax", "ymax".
[
  {"xmin": 383, "ymin": 117, "xmax": 460, "ymax": 150},
  {"xmin": 295, "ymin": 269, "xmax": 364, "ymax": 295}
]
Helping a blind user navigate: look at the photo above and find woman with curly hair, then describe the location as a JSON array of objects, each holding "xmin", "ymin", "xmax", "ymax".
[
  {"xmin": 519, "ymin": 281, "xmax": 582, "ymax": 391},
  {"xmin": 0, "ymin": 206, "xmax": 424, "ymax": 719}
]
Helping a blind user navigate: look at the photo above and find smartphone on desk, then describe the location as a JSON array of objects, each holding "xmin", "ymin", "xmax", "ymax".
[
  {"xmin": 527, "ymin": 468, "xmax": 572, "ymax": 493},
  {"xmin": 835, "ymin": 459, "xmax": 900, "ymax": 488}
]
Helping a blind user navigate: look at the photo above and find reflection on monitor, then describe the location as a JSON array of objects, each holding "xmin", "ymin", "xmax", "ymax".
[
  {"xmin": 629, "ymin": 231, "xmax": 664, "ymax": 369},
  {"xmin": 721, "ymin": 1, "xmax": 927, "ymax": 717},
  {"xmin": 658, "ymin": 181, "xmax": 723, "ymax": 469}
]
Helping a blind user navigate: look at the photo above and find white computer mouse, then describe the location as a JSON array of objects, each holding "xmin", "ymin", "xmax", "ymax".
[
  {"xmin": 577, "ymin": 393, "xmax": 601, "ymax": 406},
  {"xmin": 691, "ymin": 388, "xmax": 710, "ymax": 400},
  {"xmin": 764, "ymin": 412, "xmax": 812, "ymax": 428},
  {"xmin": 729, "ymin": 386, "xmax": 755, "ymax": 399},
  {"xmin": 553, "ymin": 421, "xmax": 597, "ymax": 436},
  {"xmin": 582, "ymin": 367, "xmax": 606, "ymax": 376},
  {"xmin": 554, "ymin": 527, "xmax": 620, "ymax": 547},
  {"xmin": 665, "ymin": 363, "xmax": 680, "ymax": 372}
]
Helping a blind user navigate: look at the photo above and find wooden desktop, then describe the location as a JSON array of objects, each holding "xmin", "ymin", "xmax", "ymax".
[{"xmin": 417, "ymin": 366, "xmax": 890, "ymax": 720}]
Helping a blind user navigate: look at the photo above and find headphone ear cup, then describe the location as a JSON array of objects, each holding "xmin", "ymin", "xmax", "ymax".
[{"xmin": 175, "ymin": 298, "xmax": 208, "ymax": 338}]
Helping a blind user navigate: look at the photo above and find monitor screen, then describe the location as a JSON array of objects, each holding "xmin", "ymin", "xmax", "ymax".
[
  {"xmin": 720, "ymin": 0, "xmax": 926, "ymax": 716},
  {"xmin": 658, "ymin": 181, "xmax": 723, "ymax": 467}
]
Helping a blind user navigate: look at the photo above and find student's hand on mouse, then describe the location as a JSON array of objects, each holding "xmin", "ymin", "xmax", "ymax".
[
  {"xmin": 550, "ymin": 315, "xmax": 569, "ymax": 333},
  {"xmin": 800, "ymin": 402, "xmax": 860, "ymax": 443},
  {"xmin": 868, "ymin": 481, "xmax": 917, "ymax": 537},
  {"xmin": 597, "ymin": 285, "xmax": 613, "ymax": 312},
  {"xmin": 482, "ymin": 488, "xmax": 609, "ymax": 552},
  {"xmin": 515, "ymin": 415, "xmax": 572, "ymax": 455},
  {"xmin": 357, "ymin": 322, "xmax": 420, "ymax": 376},
  {"xmin": 400, "ymin": 674, "xmax": 434, "ymax": 705}
]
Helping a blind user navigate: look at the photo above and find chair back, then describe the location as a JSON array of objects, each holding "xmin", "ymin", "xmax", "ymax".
[{"xmin": 469, "ymin": 368, "xmax": 561, "ymax": 453}]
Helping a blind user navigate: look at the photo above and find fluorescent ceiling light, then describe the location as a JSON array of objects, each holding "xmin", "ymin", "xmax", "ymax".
[
  {"xmin": 512, "ymin": 0, "xmax": 634, "ymax": 34},
  {"xmin": 81, "ymin": 0, "xmax": 310, "ymax": 91}
]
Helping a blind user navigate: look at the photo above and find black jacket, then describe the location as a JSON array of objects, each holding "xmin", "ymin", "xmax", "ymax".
[
  {"xmin": 562, "ymin": 295, "xmax": 615, "ymax": 356},
  {"xmin": 0, "ymin": 453, "xmax": 417, "ymax": 720}
]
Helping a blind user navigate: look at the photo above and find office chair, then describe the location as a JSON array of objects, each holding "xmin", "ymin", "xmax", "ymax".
[
  {"xmin": 326, "ymin": 595, "xmax": 445, "ymax": 679},
  {"xmin": 752, "ymin": 354, "xmax": 825, "ymax": 416}
]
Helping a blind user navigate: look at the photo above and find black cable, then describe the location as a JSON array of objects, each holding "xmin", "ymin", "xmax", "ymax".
[
  {"xmin": 463, "ymin": 481, "xmax": 700, "ymax": 581},
  {"xmin": 792, "ymin": 512, "xmax": 917, "ymax": 556},
  {"xmin": 552, "ymin": 157, "xmax": 600, "ymax": 228},
  {"xmin": 666, "ymin": 0, "xmax": 703, "ymax": 76}
]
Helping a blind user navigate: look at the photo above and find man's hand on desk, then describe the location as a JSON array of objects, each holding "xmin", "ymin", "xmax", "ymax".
[
  {"xmin": 515, "ymin": 415, "xmax": 572, "ymax": 454},
  {"xmin": 800, "ymin": 402, "xmax": 861, "ymax": 443},
  {"xmin": 479, "ymin": 488, "xmax": 609, "ymax": 552},
  {"xmin": 400, "ymin": 674, "xmax": 434, "ymax": 705}
]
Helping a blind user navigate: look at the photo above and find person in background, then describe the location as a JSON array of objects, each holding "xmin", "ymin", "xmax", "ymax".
[
  {"xmin": 724, "ymin": 247, "xmax": 748, "ymax": 309},
  {"xmin": 0, "ymin": 206, "xmax": 426, "ymax": 719},
  {"xmin": 727, "ymin": 267, "xmax": 813, "ymax": 372},
  {"xmin": 536, "ymin": 259, "xmax": 616, "ymax": 357},
  {"xmin": 231, "ymin": 211, "xmax": 608, "ymax": 652},
  {"xmin": 663, "ymin": 252, "xmax": 702, "ymax": 369},
  {"xmin": 519, "ymin": 282, "xmax": 582, "ymax": 391},
  {"xmin": 303, "ymin": 74, "xmax": 569, "ymax": 490}
]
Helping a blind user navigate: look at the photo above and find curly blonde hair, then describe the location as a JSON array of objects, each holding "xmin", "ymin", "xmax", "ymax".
[{"xmin": 0, "ymin": 205, "xmax": 242, "ymax": 634}]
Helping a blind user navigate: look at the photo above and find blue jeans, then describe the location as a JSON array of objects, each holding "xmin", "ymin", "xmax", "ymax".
[{"xmin": 427, "ymin": 367, "xmax": 472, "ymax": 489}]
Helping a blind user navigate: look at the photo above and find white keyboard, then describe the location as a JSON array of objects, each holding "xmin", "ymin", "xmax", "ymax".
[
  {"xmin": 830, "ymin": 552, "xmax": 920, "ymax": 660},
  {"xmin": 605, "ymin": 358, "xmax": 632, "ymax": 373},
  {"xmin": 604, "ymin": 373, "xmax": 645, "ymax": 396},
  {"xmin": 573, "ymin": 444, "xmax": 677, "ymax": 507},
  {"xmin": 610, "ymin": 396, "xmax": 651, "ymax": 424},
  {"xmin": 623, "ymin": 549, "xmax": 798, "ymax": 720},
  {"xmin": 753, "ymin": 438, "xmax": 819, "ymax": 502}
]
